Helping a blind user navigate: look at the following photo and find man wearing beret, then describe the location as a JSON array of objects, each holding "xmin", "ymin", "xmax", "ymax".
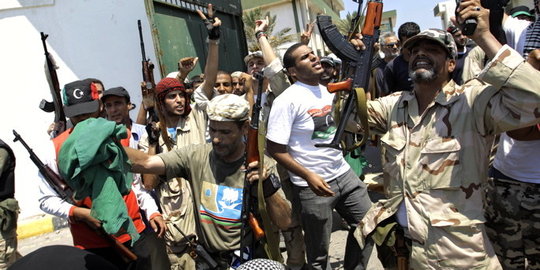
[
  {"xmin": 125, "ymin": 94, "xmax": 292, "ymax": 269},
  {"xmin": 354, "ymin": 0, "xmax": 540, "ymax": 268}
]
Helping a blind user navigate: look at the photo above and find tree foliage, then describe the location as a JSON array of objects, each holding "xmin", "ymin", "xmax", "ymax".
[
  {"xmin": 243, "ymin": 8, "xmax": 296, "ymax": 52},
  {"xmin": 337, "ymin": 11, "xmax": 364, "ymax": 36}
]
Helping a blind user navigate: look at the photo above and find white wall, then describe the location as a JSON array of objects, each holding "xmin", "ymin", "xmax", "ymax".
[
  {"xmin": 262, "ymin": 1, "xmax": 329, "ymax": 57},
  {"xmin": 0, "ymin": 0, "xmax": 160, "ymax": 219}
]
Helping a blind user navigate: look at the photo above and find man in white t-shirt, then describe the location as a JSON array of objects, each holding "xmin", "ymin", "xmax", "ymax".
[
  {"xmin": 266, "ymin": 43, "xmax": 372, "ymax": 270},
  {"xmin": 483, "ymin": 2, "xmax": 540, "ymax": 268}
]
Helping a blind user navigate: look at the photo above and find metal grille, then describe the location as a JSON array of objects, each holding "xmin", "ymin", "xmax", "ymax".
[{"xmin": 155, "ymin": 0, "xmax": 208, "ymax": 13}]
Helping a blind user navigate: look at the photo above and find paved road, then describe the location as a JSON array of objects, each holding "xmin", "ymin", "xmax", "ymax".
[{"xmin": 19, "ymin": 221, "xmax": 383, "ymax": 269}]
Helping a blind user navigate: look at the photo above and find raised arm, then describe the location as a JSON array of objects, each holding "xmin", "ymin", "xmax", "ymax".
[
  {"xmin": 197, "ymin": 4, "xmax": 221, "ymax": 100},
  {"xmin": 255, "ymin": 17, "xmax": 277, "ymax": 66},
  {"xmin": 176, "ymin": 57, "xmax": 199, "ymax": 83},
  {"xmin": 456, "ymin": 0, "xmax": 502, "ymax": 58}
]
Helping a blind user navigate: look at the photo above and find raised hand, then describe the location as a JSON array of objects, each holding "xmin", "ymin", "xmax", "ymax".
[
  {"xmin": 301, "ymin": 21, "xmax": 315, "ymax": 45},
  {"xmin": 178, "ymin": 57, "xmax": 198, "ymax": 74},
  {"xmin": 141, "ymin": 81, "xmax": 155, "ymax": 110},
  {"xmin": 197, "ymin": 4, "xmax": 221, "ymax": 40},
  {"xmin": 145, "ymin": 122, "xmax": 160, "ymax": 145},
  {"xmin": 255, "ymin": 16, "xmax": 269, "ymax": 33}
]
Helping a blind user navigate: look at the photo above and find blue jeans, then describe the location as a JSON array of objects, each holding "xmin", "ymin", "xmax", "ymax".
[{"xmin": 293, "ymin": 169, "xmax": 373, "ymax": 270}]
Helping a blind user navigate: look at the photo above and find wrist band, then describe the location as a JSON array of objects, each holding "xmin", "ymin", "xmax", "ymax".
[
  {"xmin": 262, "ymin": 173, "xmax": 280, "ymax": 198},
  {"xmin": 255, "ymin": 31, "xmax": 267, "ymax": 40}
]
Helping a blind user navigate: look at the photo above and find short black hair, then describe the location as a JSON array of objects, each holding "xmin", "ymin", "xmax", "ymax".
[
  {"xmin": 283, "ymin": 43, "xmax": 306, "ymax": 70},
  {"xmin": 398, "ymin": 22, "xmax": 420, "ymax": 42}
]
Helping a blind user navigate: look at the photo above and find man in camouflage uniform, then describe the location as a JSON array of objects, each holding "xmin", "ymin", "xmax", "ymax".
[
  {"xmin": 0, "ymin": 139, "xmax": 19, "ymax": 269},
  {"xmin": 354, "ymin": 2, "xmax": 540, "ymax": 269}
]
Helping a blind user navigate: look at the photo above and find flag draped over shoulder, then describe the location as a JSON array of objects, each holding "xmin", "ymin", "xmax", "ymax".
[{"xmin": 58, "ymin": 117, "xmax": 138, "ymax": 243}]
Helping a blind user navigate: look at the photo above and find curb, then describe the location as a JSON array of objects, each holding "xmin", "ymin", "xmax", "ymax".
[{"xmin": 17, "ymin": 215, "xmax": 68, "ymax": 240}]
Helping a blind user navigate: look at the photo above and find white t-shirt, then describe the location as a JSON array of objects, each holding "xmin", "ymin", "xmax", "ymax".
[
  {"xmin": 493, "ymin": 133, "xmax": 540, "ymax": 184},
  {"xmin": 497, "ymin": 17, "xmax": 539, "ymax": 184},
  {"xmin": 266, "ymin": 81, "xmax": 350, "ymax": 187},
  {"xmin": 503, "ymin": 16, "xmax": 531, "ymax": 54}
]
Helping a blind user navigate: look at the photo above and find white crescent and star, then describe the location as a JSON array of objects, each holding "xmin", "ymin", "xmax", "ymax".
[{"xmin": 73, "ymin": 89, "xmax": 84, "ymax": 99}]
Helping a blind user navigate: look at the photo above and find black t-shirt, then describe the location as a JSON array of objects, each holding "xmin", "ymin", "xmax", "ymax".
[
  {"xmin": 452, "ymin": 49, "xmax": 470, "ymax": 85},
  {"xmin": 383, "ymin": 54, "xmax": 412, "ymax": 93}
]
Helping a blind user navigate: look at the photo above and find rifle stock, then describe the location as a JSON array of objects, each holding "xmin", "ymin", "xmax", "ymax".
[
  {"xmin": 12, "ymin": 130, "xmax": 137, "ymax": 262},
  {"xmin": 316, "ymin": 0, "xmax": 382, "ymax": 151},
  {"xmin": 39, "ymin": 32, "xmax": 66, "ymax": 138}
]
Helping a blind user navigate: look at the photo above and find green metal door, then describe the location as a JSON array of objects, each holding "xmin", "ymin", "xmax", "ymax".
[{"xmin": 150, "ymin": 0, "xmax": 248, "ymax": 79}]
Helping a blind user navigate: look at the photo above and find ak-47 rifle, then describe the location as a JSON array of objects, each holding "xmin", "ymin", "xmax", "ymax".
[
  {"xmin": 316, "ymin": 0, "xmax": 383, "ymax": 152},
  {"xmin": 39, "ymin": 32, "xmax": 66, "ymax": 138},
  {"xmin": 12, "ymin": 130, "xmax": 137, "ymax": 263},
  {"xmin": 138, "ymin": 20, "xmax": 159, "ymax": 123},
  {"xmin": 240, "ymin": 71, "xmax": 266, "ymax": 263}
]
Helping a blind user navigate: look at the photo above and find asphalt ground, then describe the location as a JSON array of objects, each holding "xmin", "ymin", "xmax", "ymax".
[{"xmin": 18, "ymin": 215, "xmax": 383, "ymax": 269}]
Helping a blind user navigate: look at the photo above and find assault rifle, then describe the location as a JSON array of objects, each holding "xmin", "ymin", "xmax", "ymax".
[
  {"xmin": 13, "ymin": 130, "xmax": 137, "ymax": 263},
  {"xmin": 316, "ymin": 0, "xmax": 382, "ymax": 152},
  {"xmin": 240, "ymin": 71, "xmax": 271, "ymax": 263},
  {"xmin": 38, "ymin": 32, "xmax": 66, "ymax": 138},
  {"xmin": 137, "ymin": 20, "xmax": 159, "ymax": 123}
]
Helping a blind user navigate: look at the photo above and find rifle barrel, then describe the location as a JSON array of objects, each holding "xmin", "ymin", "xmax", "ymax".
[{"xmin": 138, "ymin": 20, "xmax": 147, "ymax": 62}]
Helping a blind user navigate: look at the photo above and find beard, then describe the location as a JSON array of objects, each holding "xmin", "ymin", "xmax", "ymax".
[{"xmin": 409, "ymin": 68, "xmax": 437, "ymax": 83}]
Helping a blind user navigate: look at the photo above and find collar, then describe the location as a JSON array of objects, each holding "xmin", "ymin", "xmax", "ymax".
[
  {"xmin": 175, "ymin": 115, "xmax": 191, "ymax": 132},
  {"xmin": 397, "ymin": 80, "xmax": 462, "ymax": 109}
]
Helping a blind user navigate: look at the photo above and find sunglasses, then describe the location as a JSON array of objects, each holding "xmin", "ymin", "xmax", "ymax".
[{"xmin": 383, "ymin": 42, "xmax": 399, "ymax": 48}]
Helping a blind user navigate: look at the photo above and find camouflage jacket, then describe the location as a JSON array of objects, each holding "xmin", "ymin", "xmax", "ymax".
[{"xmin": 355, "ymin": 45, "xmax": 540, "ymax": 269}]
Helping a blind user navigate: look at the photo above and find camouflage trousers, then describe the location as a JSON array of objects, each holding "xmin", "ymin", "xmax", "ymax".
[
  {"xmin": 484, "ymin": 175, "xmax": 540, "ymax": 269},
  {"xmin": 167, "ymin": 251, "xmax": 195, "ymax": 270},
  {"xmin": 0, "ymin": 234, "xmax": 19, "ymax": 270}
]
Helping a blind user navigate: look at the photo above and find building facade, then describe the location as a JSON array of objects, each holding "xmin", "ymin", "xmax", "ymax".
[{"xmin": 242, "ymin": 0, "xmax": 345, "ymax": 56}]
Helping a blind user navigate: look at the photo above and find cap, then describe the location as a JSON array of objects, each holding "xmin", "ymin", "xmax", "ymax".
[
  {"xmin": 101, "ymin": 87, "xmax": 130, "ymax": 103},
  {"xmin": 155, "ymin": 78, "xmax": 185, "ymax": 100},
  {"xmin": 244, "ymin": 51, "xmax": 263, "ymax": 65},
  {"xmin": 231, "ymin": 71, "xmax": 243, "ymax": 78},
  {"xmin": 63, "ymin": 79, "xmax": 101, "ymax": 118},
  {"xmin": 326, "ymin": 53, "xmax": 342, "ymax": 66},
  {"xmin": 403, "ymin": 28, "xmax": 457, "ymax": 59},
  {"xmin": 510, "ymin": 6, "xmax": 533, "ymax": 17},
  {"xmin": 320, "ymin": 56, "xmax": 335, "ymax": 67},
  {"xmin": 446, "ymin": 24, "xmax": 459, "ymax": 35},
  {"xmin": 207, "ymin": 94, "xmax": 250, "ymax": 122}
]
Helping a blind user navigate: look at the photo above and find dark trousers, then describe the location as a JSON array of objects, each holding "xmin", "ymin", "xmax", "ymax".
[{"xmin": 87, "ymin": 231, "xmax": 152, "ymax": 270}]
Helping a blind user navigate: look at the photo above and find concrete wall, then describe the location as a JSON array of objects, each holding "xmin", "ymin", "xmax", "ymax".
[
  {"xmin": 260, "ymin": 0, "xmax": 333, "ymax": 57},
  {"xmin": 0, "ymin": 0, "xmax": 159, "ymax": 220}
]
